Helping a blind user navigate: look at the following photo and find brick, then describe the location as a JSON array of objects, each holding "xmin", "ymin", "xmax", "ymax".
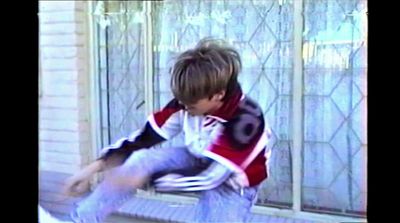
[
  {"xmin": 40, "ymin": 151, "xmax": 83, "ymax": 164},
  {"xmin": 39, "ymin": 11, "xmax": 85, "ymax": 23},
  {"xmin": 39, "ymin": 119, "xmax": 89, "ymax": 132},
  {"xmin": 39, "ymin": 147, "xmax": 91, "ymax": 164},
  {"xmin": 46, "ymin": 82, "xmax": 88, "ymax": 97},
  {"xmin": 41, "ymin": 58, "xmax": 86, "ymax": 71},
  {"xmin": 40, "ymin": 71, "xmax": 81, "ymax": 84},
  {"xmin": 41, "ymin": 71, "xmax": 86, "ymax": 86},
  {"xmin": 39, "ymin": 97, "xmax": 90, "ymax": 128},
  {"xmin": 40, "ymin": 22, "xmax": 84, "ymax": 34},
  {"xmin": 41, "ymin": 46, "xmax": 83, "ymax": 59},
  {"xmin": 40, "ymin": 108, "xmax": 81, "ymax": 121},
  {"xmin": 39, "ymin": 1, "xmax": 84, "ymax": 12},
  {"xmin": 40, "ymin": 141, "xmax": 79, "ymax": 154},
  {"xmin": 40, "ymin": 161, "xmax": 81, "ymax": 174},
  {"xmin": 39, "ymin": 171, "xmax": 72, "ymax": 183},
  {"xmin": 40, "ymin": 119, "xmax": 79, "ymax": 131},
  {"xmin": 42, "ymin": 82, "xmax": 81, "ymax": 97},
  {"xmin": 40, "ymin": 141, "xmax": 92, "ymax": 155},
  {"xmin": 40, "ymin": 96, "xmax": 80, "ymax": 109},
  {"xmin": 40, "ymin": 130, "xmax": 89, "ymax": 142},
  {"xmin": 38, "ymin": 0, "xmax": 95, "ymax": 176},
  {"xmin": 40, "ymin": 34, "xmax": 85, "ymax": 47}
]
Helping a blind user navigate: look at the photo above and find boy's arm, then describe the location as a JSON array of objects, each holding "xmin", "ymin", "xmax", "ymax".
[
  {"xmin": 63, "ymin": 122, "xmax": 166, "ymax": 196},
  {"xmin": 98, "ymin": 122, "xmax": 166, "ymax": 168},
  {"xmin": 64, "ymin": 99, "xmax": 183, "ymax": 196},
  {"xmin": 99, "ymin": 99, "xmax": 184, "ymax": 169}
]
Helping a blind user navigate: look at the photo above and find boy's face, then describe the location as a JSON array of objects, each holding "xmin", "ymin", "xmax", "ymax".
[{"xmin": 180, "ymin": 91, "xmax": 225, "ymax": 116}]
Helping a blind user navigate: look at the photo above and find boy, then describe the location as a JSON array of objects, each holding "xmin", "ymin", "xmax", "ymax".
[{"xmin": 43, "ymin": 38, "xmax": 271, "ymax": 223}]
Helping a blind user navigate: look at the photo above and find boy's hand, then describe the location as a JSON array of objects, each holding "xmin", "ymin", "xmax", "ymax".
[
  {"xmin": 63, "ymin": 160, "xmax": 105, "ymax": 197},
  {"xmin": 63, "ymin": 169, "xmax": 92, "ymax": 197}
]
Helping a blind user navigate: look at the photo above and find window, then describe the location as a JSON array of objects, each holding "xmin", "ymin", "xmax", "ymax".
[{"xmin": 92, "ymin": 0, "xmax": 367, "ymax": 218}]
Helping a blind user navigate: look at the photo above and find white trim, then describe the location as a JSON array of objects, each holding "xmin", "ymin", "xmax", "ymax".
[
  {"xmin": 202, "ymin": 150, "xmax": 242, "ymax": 173},
  {"xmin": 87, "ymin": 1, "xmax": 101, "ymax": 162},
  {"xmin": 154, "ymin": 163, "xmax": 231, "ymax": 191},
  {"xmin": 148, "ymin": 115, "xmax": 170, "ymax": 139},
  {"xmin": 99, "ymin": 129, "xmax": 142, "ymax": 156},
  {"xmin": 156, "ymin": 183, "xmax": 221, "ymax": 192},
  {"xmin": 202, "ymin": 150, "xmax": 250, "ymax": 187},
  {"xmin": 204, "ymin": 115, "xmax": 227, "ymax": 123},
  {"xmin": 265, "ymin": 145, "xmax": 272, "ymax": 176},
  {"xmin": 292, "ymin": 0, "xmax": 304, "ymax": 213},
  {"xmin": 240, "ymin": 132, "xmax": 268, "ymax": 169},
  {"xmin": 156, "ymin": 179, "xmax": 218, "ymax": 189},
  {"xmin": 99, "ymin": 137, "xmax": 128, "ymax": 155},
  {"xmin": 144, "ymin": 1, "xmax": 154, "ymax": 116}
]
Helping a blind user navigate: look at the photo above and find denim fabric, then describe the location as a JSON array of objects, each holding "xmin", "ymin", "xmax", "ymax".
[{"xmin": 70, "ymin": 146, "xmax": 259, "ymax": 223}]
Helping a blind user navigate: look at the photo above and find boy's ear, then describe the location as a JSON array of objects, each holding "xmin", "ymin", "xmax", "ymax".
[{"xmin": 213, "ymin": 90, "xmax": 226, "ymax": 101}]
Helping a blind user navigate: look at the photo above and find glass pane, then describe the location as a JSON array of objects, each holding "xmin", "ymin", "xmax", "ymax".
[
  {"xmin": 302, "ymin": 0, "xmax": 367, "ymax": 217},
  {"xmin": 152, "ymin": 0, "xmax": 294, "ymax": 207},
  {"xmin": 96, "ymin": 1, "xmax": 146, "ymax": 145}
]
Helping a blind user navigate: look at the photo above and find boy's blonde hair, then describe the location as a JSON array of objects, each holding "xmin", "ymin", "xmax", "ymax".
[{"xmin": 170, "ymin": 38, "xmax": 242, "ymax": 105}]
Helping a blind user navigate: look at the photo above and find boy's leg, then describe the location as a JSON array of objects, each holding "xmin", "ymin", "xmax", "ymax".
[
  {"xmin": 71, "ymin": 146, "xmax": 198, "ymax": 223},
  {"xmin": 194, "ymin": 184, "xmax": 259, "ymax": 223}
]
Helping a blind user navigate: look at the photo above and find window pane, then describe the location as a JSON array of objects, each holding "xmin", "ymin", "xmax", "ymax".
[
  {"xmin": 302, "ymin": 0, "xmax": 367, "ymax": 217},
  {"xmin": 96, "ymin": 1, "xmax": 146, "ymax": 145},
  {"xmin": 152, "ymin": 0, "xmax": 294, "ymax": 207}
]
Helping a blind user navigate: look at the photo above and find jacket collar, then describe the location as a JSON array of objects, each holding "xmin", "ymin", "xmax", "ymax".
[{"xmin": 206, "ymin": 84, "xmax": 244, "ymax": 122}]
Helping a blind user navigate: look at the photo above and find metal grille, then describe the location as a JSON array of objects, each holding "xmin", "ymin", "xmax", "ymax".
[{"xmin": 95, "ymin": 1, "xmax": 146, "ymax": 145}]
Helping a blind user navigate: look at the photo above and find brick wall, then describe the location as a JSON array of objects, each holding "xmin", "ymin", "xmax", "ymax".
[{"xmin": 39, "ymin": 1, "xmax": 93, "ymax": 174}]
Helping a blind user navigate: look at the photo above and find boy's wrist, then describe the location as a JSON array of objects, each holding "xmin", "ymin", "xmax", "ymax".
[
  {"xmin": 83, "ymin": 159, "xmax": 106, "ymax": 175},
  {"xmin": 93, "ymin": 159, "xmax": 106, "ymax": 172}
]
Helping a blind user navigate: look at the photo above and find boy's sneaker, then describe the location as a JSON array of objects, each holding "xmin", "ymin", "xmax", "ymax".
[{"xmin": 39, "ymin": 205, "xmax": 74, "ymax": 223}]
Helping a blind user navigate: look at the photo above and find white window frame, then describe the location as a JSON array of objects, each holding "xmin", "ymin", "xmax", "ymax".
[{"xmin": 87, "ymin": 0, "xmax": 105, "ymax": 186}]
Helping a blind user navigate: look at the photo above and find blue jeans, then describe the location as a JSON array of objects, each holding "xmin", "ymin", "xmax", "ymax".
[{"xmin": 71, "ymin": 146, "xmax": 259, "ymax": 223}]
